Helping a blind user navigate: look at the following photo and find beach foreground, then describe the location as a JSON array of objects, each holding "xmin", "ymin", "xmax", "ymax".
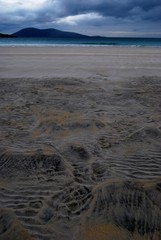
[{"xmin": 0, "ymin": 46, "xmax": 161, "ymax": 239}]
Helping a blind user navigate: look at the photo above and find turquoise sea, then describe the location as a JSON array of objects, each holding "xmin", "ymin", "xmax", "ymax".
[{"xmin": 0, "ymin": 37, "xmax": 161, "ymax": 47}]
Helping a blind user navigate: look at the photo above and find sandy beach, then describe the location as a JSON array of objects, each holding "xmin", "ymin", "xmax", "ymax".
[{"xmin": 0, "ymin": 46, "xmax": 161, "ymax": 239}]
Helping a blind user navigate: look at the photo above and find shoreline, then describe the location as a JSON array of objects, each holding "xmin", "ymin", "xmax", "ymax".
[{"xmin": 1, "ymin": 44, "xmax": 161, "ymax": 48}]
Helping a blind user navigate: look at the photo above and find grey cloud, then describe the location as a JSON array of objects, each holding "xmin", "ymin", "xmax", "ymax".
[
  {"xmin": 56, "ymin": 0, "xmax": 161, "ymax": 20},
  {"xmin": 1, "ymin": 0, "xmax": 161, "ymax": 24},
  {"xmin": 0, "ymin": 0, "xmax": 161, "ymax": 36}
]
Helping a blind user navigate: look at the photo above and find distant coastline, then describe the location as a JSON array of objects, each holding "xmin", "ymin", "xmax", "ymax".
[
  {"xmin": 0, "ymin": 27, "xmax": 161, "ymax": 47},
  {"xmin": 0, "ymin": 33, "xmax": 16, "ymax": 38}
]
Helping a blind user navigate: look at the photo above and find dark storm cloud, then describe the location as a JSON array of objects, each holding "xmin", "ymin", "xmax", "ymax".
[
  {"xmin": 1, "ymin": 0, "xmax": 161, "ymax": 23},
  {"xmin": 0, "ymin": 0, "xmax": 161, "ymax": 36},
  {"xmin": 56, "ymin": 0, "xmax": 161, "ymax": 20}
]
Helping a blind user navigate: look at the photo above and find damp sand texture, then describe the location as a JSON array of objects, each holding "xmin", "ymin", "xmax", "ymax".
[{"xmin": 0, "ymin": 46, "xmax": 161, "ymax": 240}]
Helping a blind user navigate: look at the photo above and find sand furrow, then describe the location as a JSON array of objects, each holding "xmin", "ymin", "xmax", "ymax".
[{"xmin": 1, "ymin": 71, "xmax": 161, "ymax": 239}]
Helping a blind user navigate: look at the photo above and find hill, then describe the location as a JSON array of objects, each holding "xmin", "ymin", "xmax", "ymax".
[{"xmin": 13, "ymin": 27, "xmax": 93, "ymax": 38}]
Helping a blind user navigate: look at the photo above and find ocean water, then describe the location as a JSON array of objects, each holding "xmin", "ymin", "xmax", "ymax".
[{"xmin": 0, "ymin": 37, "xmax": 161, "ymax": 47}]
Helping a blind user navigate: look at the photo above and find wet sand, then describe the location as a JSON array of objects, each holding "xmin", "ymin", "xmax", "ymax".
[{"xmin": 0, "ymin": 46, "xmax": 161, "ymax": 239}]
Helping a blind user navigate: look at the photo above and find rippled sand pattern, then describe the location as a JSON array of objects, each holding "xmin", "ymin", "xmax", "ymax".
[{"xmin": 0, "ymin": 77, "xmax": 161, "ymax": 239}]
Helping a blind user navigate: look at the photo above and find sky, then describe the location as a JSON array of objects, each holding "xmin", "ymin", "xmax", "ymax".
[{"xmin": 0, "ymin": 0, "xmax": 161, "ymax": 37}]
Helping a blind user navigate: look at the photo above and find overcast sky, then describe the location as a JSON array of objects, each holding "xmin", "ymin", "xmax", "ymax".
[{"xmin": 1, "ymin": 0, "xmax": 161, "ymax": 37}]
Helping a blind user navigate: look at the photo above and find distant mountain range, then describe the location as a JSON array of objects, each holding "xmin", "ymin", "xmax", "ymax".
[
  {"xmin": 0, "ymin": 27, "xmax": 106, "ymax": 39},
  {"xmin": 13, "ymin": 27, "xmax": 91, "ymax": 38}
]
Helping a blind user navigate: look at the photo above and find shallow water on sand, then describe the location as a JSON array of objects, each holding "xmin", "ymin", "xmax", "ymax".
[{"xmin": 0, "ymin": 77, "xmax": 161, "ymax": 239}]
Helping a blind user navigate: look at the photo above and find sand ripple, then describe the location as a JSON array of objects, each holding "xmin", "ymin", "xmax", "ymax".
[{"xmin": 0, "ymin": 76, "xmax": 161, "ymax": 239}]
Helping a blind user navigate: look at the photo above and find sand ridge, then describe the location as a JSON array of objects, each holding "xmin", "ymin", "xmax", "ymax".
[{"xmin": 0, "ymin": 76, "xmax": 161, "ymax": 239}]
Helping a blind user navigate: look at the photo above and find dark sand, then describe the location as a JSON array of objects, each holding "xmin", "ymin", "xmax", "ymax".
[{"xmin": 0, "ymin": 47, "xmax": 161, "ymax": 239}]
